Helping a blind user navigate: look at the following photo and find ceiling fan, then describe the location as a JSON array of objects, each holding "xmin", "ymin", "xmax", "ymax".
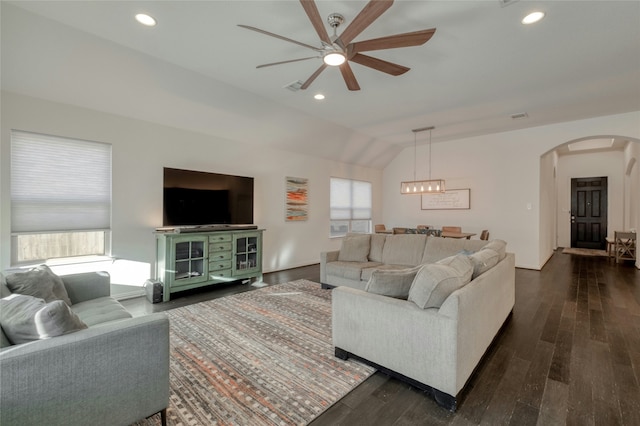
[{"xmin": 238, "ymin": 0, "xmax": 436, "ymax": 91}]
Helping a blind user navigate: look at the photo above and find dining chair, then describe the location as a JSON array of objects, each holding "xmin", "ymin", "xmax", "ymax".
[
  {"xmin": 614, "ymin": 231, "xmax": 636, "ymax": 263},
  {"xmin": 442, "ymin": 226, "xmax": 462, "ymax": 233},
  {"xmin": 480, "ymin": 230, "xmax": 490, "ymax": 240},
  {"xmin": 393, "ymin": 227, "xmax": 408, "ymax": 234},
  {"xmin": 416, "ymin": 225, "xmax": 432, "ymax": 230},
  {"xmin": 374, "ymin": 224, "xmax": 387, "ymax": 233}
]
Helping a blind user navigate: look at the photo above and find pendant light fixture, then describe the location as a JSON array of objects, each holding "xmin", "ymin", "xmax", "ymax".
[{"xmin": 400, "ymin": 126, "xmax": 446, "ymax": 194}]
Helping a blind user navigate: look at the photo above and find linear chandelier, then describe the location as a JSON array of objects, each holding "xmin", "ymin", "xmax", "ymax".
[{"xmin": 400, "ymin": 126, "xmax": 446, "ymax": 194}]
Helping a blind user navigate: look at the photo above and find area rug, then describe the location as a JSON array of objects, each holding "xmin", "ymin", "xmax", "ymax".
[
  {"xmin": 562, "ymin": 247, "xmax": 608, "ymax": 257},
  {"xmin": 133, "ymin": 280, "xmax": 374, "ymax": 426}
]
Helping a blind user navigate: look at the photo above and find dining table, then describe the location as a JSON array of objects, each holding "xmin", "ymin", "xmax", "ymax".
[{"xmin": 441, "ymin": 231, "xmax": 476, "ymax": 239}]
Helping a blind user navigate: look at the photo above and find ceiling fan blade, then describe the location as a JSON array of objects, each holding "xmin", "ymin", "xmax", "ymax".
[
  {"xmin": 337, "ymin": 0, "xmax": 394, "ymax": 46},
  {"xmin": 300, "ymin": 64, "xmax": 328, "ymax": 90},
  {"xmin": 350, "ymin": 28, "xmax": 436, "ymax": 54},
  {"xmin": 349, "ymin": 53, "xmax": 409, "ymax": 76},
  {"xmin": 339, "ymin": 62, "xmax": 361, "ymax": 91},
  {"xmin": 238, "ymin": 24, "xmax": 321, "ymax": 52},
  {"xmin": 299, "ymin": 0, "xmax": 332, "ymax": 45},
  {"xmin": 256, "ymin": 57, "xmax": 319, "ymax": 69}
]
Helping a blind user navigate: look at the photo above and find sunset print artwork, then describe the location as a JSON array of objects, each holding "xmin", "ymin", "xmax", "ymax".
[{"xmin": 286, "ymin": 177, "xmax": 308, "ymax": 221}]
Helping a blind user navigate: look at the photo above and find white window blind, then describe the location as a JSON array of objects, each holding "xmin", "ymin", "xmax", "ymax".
[
  {"xmin": 330, "ymin": 177, "xmax": 372, "ymax": 236},
  {"xmin": 330, "ymin": 177, "xmax": 372, "ymax": 220},
  {"xmin": 11, "ymin": 130, "xmax": 112, "ymax": 233}
]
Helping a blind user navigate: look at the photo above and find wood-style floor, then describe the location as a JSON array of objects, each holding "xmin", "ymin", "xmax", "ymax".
[{"xmin": 122, "ymin": 250, "xmax": 640, "ymax": 425}]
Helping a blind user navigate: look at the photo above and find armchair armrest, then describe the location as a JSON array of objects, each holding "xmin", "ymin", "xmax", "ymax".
[
  {"xmin": 62, "ymin": 271, "xmax": 111, "ymax": 303},
  {"xmin": 0, "ymin": 313, "xmax": 170, "ymax": 426}
]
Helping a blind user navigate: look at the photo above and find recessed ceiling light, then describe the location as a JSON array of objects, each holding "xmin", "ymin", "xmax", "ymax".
[
  {"xmin": 135, "ymin": 13, "xmax": 157, "ymax": 27},
  {"xmin": 314, "ymin": 94, "xmax": 325, "ymax": 100},
  {"xmin": 522, "ymin": 11, "xmax": 545, "ymax": 25}
]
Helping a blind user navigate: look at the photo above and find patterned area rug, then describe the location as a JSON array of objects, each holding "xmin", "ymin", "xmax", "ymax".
[
  {"xmin": 562, "ymin": 247, "xmax": 608, "ymax": 257},
  {"xmin": 134, "ymin": 280, "xmax": 374, "ymax": 426}
]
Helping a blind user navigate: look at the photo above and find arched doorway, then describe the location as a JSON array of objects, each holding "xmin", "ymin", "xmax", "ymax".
[{"xmin": 540, "ymin": 136, "xmax": 639, "ymax": 267}]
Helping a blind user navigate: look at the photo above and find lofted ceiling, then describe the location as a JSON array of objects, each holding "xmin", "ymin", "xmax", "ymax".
[{"xmin": 2, "ymin": 1, "xmax": 639, "ymax": 168}]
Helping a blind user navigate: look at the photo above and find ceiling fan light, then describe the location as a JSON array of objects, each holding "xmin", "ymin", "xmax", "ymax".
[{"xmin": 323, "ymin": 52, "xmax": 346, "ymax": 66}]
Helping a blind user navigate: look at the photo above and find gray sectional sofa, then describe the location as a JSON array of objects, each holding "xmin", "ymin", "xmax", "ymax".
[
  {"xmin": 321, "ymin": 233, "xmax": 515, "ymax": 411},
  {"xmin": 0, "ymin": 267, "xmax": 170, "ymax": 426}
]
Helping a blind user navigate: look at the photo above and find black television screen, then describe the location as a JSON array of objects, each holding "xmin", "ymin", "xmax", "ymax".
[{"xmin": 163, "ymin": 168, "xmax": 254, "ymax": 226}]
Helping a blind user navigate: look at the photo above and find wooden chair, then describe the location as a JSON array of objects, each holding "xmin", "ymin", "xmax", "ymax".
[
  {"xmin": 614, "ymin": 231, "xmax": 636, "ymax": 263},
  {"xmin": 374, "ymin": 224, "xmax": 387, "ymax": 233},
  {"xmin": 416, "ymin": 225, "xmax": 432, "ymax": 230},
  {"xmin": 393, "ymin": 227, "xmax": 408, "ymax": 234},
  {"xmin": 442, "ymin": 226, "xmax": 462, "ymax": 233},
  {"xmin": 480, "ymin": 230, "xmax": 490, "ymax": 240}
]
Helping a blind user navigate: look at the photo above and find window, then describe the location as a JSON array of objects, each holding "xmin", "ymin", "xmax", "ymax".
[
  {"xmin": 330, "ymin": 177, "xmax": 372, "ymax": 237},
  {"xmin": 11, "ymin": 131, "xmax": 112, "ymax": 265}
]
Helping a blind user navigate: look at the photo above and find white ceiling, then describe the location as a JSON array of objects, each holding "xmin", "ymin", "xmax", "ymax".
[{"xmin": 2, "ymin": 1, "xmax": 639, "ymax": 168}]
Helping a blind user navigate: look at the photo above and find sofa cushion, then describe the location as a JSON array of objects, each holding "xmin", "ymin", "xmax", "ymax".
[
  {"xmin": 5, "ymin": 265, "xmax": 72, "ymax": 306},
  {"xmin": 469, "ymin": 248, "xmax": 500, "ymax": 279},
  {"xmin": 382, "ymin": 234, "xmax": 427, "ymax": 266},
  {"xmin": 70, "ymin": 296, "xmax": 133, "ymax": 326},
  {"xmin": 326, "ymin": 261, "xmax": 382, "ymax": 282},
  {"xmin": 422, "ymin": 237, "xmax": 488, "ymax": 264},
  {"xmin": 368, "ymin": 233, "xmax": 387, "ymax": 262},
  {"xmin": 482, "ymin": 239, "xmax": 507, "ymax": 260},
  {"xmin": 338, "ymin": 234, "xmax": 371, "ymax": 262},
  {"xmin": 408, "ymin": 264, "xmax": 466, "ymax": 309},
  {"xmin": 364, "ymin": 265, "xmax": 423, "ymax": 299},
  {"xmin": 0, "ymin": 294, "xmax": 87, "ymax": 344},
  {"xmin": 436, "ymin": 254, "xmax": 473, "ymax": 284}
]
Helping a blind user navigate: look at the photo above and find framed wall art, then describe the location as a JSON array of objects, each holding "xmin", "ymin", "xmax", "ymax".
[
  {"xmin": 285, "ymin": 176, "xmax": 308, "ymax": 221},
  {"xmin": 421, "ymin": 188, "xmax": 470, "ymax": 210}
]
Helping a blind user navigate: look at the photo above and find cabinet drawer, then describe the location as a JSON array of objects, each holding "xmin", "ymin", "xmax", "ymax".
[
  {"xmin": 209, "ymin": 260, "xmax": 232, "ymax": 271},
  {"xmin": 209, "ymin": 269, "xmax": 232, "ymax": 280},
  {"xmin": 209, "ymin": 234, "xmax": 232, "ymax": 243},
  {"xmin": 209, "ymin": 242, "xmax": 232, "ymax": 253},
  {"xmin": 208, "ymin": 251, "xmax": 231, "ymax": 262}
]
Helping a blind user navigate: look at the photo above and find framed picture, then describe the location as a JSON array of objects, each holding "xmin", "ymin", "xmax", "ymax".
[
  {"xmin": 285, "ymin": 177, "xmax": 308, "ymax": 221},
  {"xmin": 421, "ymin": 188, "xmax": 470, "ymax": 210}
]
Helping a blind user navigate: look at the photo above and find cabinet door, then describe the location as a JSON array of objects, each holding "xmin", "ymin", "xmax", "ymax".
[
  {"xmin": 170, "ymin": 236, "xmax": 208, "ymax": 287},
  {"xmin": 233, "ymin": 232, "xmax": 261, "ymax": 276}
]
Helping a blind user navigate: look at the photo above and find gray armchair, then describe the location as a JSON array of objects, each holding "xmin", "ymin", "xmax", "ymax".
[{"xmin": 0, "ymin": 271, "xmax": 170, "ymax": 425}]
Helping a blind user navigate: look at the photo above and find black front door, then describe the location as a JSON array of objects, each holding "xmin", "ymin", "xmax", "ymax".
[{"xmin": 571, "ymin": 176, "xmax": 608, "ymax": 250}]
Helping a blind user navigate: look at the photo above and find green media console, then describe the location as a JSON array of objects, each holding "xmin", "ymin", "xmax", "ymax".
[{"xmin": 155, "ymin": 228, "xmax": 264, "ymax": 301}]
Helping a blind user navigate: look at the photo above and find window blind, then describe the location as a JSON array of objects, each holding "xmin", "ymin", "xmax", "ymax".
[
  {"xmin": 11, "ymin": 130, "xmax": 112, "ymax": 233},
  {"xmin": 330, "ymin": 177, "xmax": 372, "ymax": 220}
]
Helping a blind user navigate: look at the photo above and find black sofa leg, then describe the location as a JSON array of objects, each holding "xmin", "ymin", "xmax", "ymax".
[
  {"xmin": 335, "ymin": 347, "xmax": 350, "ymax": 360},
  {"xmin": 433, "ymin": 389, "xmax": 457, "ymax": 412}
]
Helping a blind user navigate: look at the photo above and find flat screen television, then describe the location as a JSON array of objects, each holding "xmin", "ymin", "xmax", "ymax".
[{"xmin": 163, "ymin": 167, "xmax": 254, "ymax": 227}]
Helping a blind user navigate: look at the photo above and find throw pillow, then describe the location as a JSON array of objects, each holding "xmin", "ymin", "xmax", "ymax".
[
  {"xmin": 408, "ymin": 264, "xmax": 465, "ymax": 309},
  {"xmin": 0, "ymin": 294, "xmax": 87, "ymax": 345},
  {"xmin": 0, "ymin": 273, "xmax": 11, "ymax": 299},
  {"xmin": 364, "ymin": 265, "xmax": 423, "ymax": 299},
  {"xmin": 468, "ymin": 248, "xmax": 500, "ymax": 279},
  {"xmin": 5, "ymin": 265, "xmax": 72, "ymax": 306},
  {"xmin": 338, "ymin": 234, "xmax": 371, "ymax": 262},
  {"xmin": 436, "ymin": 254, "xmax": 473, "ymax": 284},
  {"xmin": 482, "ymin": 239, "xmax": 507, "ymax": 260}
]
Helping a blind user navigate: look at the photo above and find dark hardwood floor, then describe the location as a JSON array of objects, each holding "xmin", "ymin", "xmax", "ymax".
[{"xmin": 122, "ymin": 250, "xmax": 640, "ymax": 425}]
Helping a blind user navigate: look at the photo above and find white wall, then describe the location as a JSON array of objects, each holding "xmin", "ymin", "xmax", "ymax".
[
  {"xmin": 383, "ymin": 111, "xmax": 640, "ymax": 269},
  {"xmin": 0, "ymin": 92, "xmax": 383, "ymax": 280}
]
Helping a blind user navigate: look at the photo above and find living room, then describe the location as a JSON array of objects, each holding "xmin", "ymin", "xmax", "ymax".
[{"xmin": 1, "ymin": 1, "xmax": 639, "ymax": 424}]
